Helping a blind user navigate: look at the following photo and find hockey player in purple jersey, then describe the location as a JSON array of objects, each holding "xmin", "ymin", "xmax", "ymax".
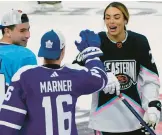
[{"xmin": 0, "ymin": 29, "xmax": 109, "ymax": 135}]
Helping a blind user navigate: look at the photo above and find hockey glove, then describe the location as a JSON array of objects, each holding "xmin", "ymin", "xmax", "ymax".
[
  {"xmin": 75, "ymin": 29, "xmax": 103, "ymax": 62},
  {"xmin": 72, "ymin": 52, "xmax": 84, "ymax": 66},
  {"xmin": 103, "ymin": 72, "xmax": 120, "ymax": 95},
  {"xmin": 141, "ymin": 100, "xmax": 161, "ymax": 134}
]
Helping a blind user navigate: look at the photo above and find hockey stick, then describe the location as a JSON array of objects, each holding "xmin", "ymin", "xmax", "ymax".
[{"xmin": 118, "ymin": 94, "xmax": 156, "ymax": 135}]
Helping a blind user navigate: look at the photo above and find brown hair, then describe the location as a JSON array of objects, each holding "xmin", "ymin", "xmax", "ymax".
[{"xmin": 103, "ymin": 2, "xmax": 129, "ymax": 29}]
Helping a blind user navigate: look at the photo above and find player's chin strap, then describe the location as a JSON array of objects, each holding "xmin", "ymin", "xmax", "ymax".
[{"xmin": 118, "ymin": 94, "xmax": 157, "ymax": 135}]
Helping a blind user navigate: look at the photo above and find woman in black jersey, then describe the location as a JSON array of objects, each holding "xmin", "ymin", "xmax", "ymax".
[{"xmin": 86, "ymin": 2, "xmax": 161, "ymax": 135}]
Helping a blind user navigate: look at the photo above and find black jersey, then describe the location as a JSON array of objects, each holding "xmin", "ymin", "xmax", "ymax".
[
  {"xmin": 88, "ymin": 31, "xmax": 160, "ymax": 132},
  {"xmin": 98, "ymin": 30, "xmax": 159, "ymax": 108}
]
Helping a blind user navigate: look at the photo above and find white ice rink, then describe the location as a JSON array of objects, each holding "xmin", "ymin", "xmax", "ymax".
[{"xmin": 0, "ymin": 1, "xmax": 162, "ymax": 134}]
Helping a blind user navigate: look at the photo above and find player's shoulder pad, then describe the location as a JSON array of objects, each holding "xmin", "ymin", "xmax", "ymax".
[
  {"xmin": 16, "ymin": 45, "xmax": 36, "ymax": 57},
  {"xmin": 98, "ymin": 31, "xmax": 106, "ymax": 38},
  {"xmin": 128, "ymin": 30, "xmax": 147, "ymax": 41},
  {"xmin": 128, "ymin": 30, "xmax": 150, "ymax": 50},
  {"xmin": 64, "ymin": 63, "xmax": 88, "ymax": 72},
  {"xmin": 98, "ymin": 31, "xmax": 108, "ymax": 43},
  {"xmin": 12, "ymin": 65, "xmax": 38, "ymax": 82}
]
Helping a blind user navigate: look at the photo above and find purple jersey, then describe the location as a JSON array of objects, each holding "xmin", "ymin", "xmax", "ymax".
[{"xmin": 0, "ymin": 59, "xmax": 107, "ymax": 135}]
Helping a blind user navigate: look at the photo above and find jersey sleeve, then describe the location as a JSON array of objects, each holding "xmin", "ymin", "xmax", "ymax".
[
  {"xmin": 137, "ymin": 35, "xmax": 160, "ymax": 110},
  {"xmin": 0, "ymin": 68, "xmax": 27, "ymax": 134},
  {"xmin": 72, "ymin": 58, "xmax": 108, "ymax": 96}
]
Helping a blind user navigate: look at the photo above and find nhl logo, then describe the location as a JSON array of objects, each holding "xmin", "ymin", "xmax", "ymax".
[{"xmin": 116, "ymin": 42, "xmax": 122, "ymax": 48}]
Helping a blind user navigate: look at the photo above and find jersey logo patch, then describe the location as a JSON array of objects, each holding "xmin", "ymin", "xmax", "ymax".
[
  {"xmin": 104, "ymin": 60, "xmax": 137, "ymax": 90},
  {"xmin": 46, "ymin": 40, "xmax": 53, "ymax": 48},
  {"xmin": 50, "ymin": 72, "xmax": 58, "ymax": 77},
  {"xmin": 116, "ymin": 42, "xmax": 122, "ymax": 48}
]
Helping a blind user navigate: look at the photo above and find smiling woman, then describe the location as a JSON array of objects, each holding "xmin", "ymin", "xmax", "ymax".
[
  {"xmin": 86, "ymin": 2, "xmax": 162, "ymax": 135},
  {"xmin": 103, "ymin": 2, "xmax": 129, "ymax": 41}
]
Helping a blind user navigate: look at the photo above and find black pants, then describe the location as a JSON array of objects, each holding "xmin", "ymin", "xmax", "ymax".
[{"xmin": 94, "ymin": 128, "xmax": 146, "ymax": 135}]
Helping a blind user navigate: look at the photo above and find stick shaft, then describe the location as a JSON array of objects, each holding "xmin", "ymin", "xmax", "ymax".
[{"xmin": 119, "ymin": 94, "xmax": 156, "ymax": 135}]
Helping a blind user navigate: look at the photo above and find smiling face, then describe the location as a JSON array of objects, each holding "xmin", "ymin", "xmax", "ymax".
[
  {"xmin": 9, "ymin": 22, "xmax": 30, "ymax": 47},
  {"xmin": 104, "ymin": 7, "xmax": 126, "ymax": 37}
]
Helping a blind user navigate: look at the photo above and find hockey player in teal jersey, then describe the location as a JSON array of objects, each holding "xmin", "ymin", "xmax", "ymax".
[{"xmin": 0, "ymin": 10, "xmax": 37, "ymax": 105}]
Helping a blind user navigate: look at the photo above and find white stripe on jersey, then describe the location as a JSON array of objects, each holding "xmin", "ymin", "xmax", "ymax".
[
  {"xmin": 1, "ymin": 105, "xmax": 27, "ymax": 114},
  {"xmin": 0, "ymin": 120, "xmax": 21, "ymax": 130},
  {"xmin": 85, "ymin": 57, "xmax": 100, "ymax": 63},
  {"xmin": 12, "ymin": 65, "xmax": 38, "ymax": 82}
]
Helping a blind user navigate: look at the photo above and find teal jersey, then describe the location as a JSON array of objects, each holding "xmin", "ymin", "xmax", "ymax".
[{"xmin": 0, "ymin": 43, "xmax": 37, "ymax": 90}]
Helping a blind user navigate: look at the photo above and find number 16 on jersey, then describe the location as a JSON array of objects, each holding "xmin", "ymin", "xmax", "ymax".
[{"xmin": 42, "ymin": 95, "xmax": 72, "ymax": 135}]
